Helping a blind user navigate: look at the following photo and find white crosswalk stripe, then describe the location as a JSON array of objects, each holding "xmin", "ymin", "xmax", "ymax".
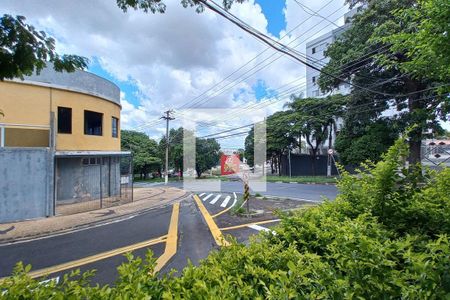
[
  {"xmin": 210, "ymin": 194, "xmax": 222, "ymax": 204},
  {"xmin": 248, "ymin": 224, "xmax": 276, "ymax": 234},
  {"xmin": 199, "ymin": 193, "xmax": 206, "ymax": 197},
  {"xmin": 220, "ymin": 195, "xmax": 231, "ymax": 207},
  {"xmin": 202, "ymin": 194, "xmax": 213, "ymax": 201}
]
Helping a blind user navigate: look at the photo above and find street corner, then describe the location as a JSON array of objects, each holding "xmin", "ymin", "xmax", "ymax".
[{"xmin": 191, "ymin": 191, "xmax": 308, "ymax": 247}]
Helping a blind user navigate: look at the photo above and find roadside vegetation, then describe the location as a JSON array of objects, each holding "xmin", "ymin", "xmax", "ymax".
[{"xmin": 2, "ymin": 137, "xmax": 449, "ymax": 298}]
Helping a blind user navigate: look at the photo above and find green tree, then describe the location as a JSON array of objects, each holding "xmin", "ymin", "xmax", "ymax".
[
  {"xmin": 266, "ymin": 111, "xmax": 295, "ymax": 174},
  {"xmin": 318, "ymin": 0, "xmax": 448, "ymax": 166},
  {"xmin": 195, "ymin": 138, "xmax": 220, "ymax": 177},
  {"xmin": 121, "ymin": 130, "xmax": 161, "ymax": 179},
  {"xmin": 286, "ymin": 95, "xmax": 346, "ymax": 174},
  {"xmin": 378, "ymin": 0, "xmax": 450, "ymax": 87},
  {"xmin": 116, "ymin": 0, "xmax": 246, "ymax": 14},
  {"xmin": 244, "ymin": 127, "xmax": 255, "ymax": 167},
  {"xmin": 0, "ymin": 14, "xmax": 88, "ymax": 81},
  {"xmin": 288, "ymin": 95, "xmax": 346, "ymax": 155},
  {"xmin": 335, "ymin": 119, "xmax": 400, "ymax": 166},
  {"xmin": 158, "ymin": 127, "xmax": 184, "ymax": 175}
]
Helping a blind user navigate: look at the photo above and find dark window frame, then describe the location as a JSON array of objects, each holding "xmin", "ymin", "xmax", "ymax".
[
  {"xmin": 57, "ymin": 106, "xmax": 72, "ymax": 134},
  {"xmin": 82, "ymin": 157, "xmax": 101, "ymax": 166},
  {"xmin": 312, "ymin": 47, "xmax": 316, "ymax": 54},
  {"xmin": 112, "ymin": 117, "xmax": 119, "ymax": 138},
  {"xmin": 84, "ymin": 110, "xmax": 103, "ymax": 136}
]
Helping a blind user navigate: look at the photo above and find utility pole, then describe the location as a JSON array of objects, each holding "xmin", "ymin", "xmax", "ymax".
[{"xmin": 161, "ymin": 110, "xmax": 175, "ymax": 185}]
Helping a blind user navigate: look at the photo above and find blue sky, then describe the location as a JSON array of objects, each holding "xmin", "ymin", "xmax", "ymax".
[
  {"xmin": 89, "ymin": 58, "xmax": 141, "ymax": 106},
  {"xmin": 255, "ymin": 0, "xmax": 287, "ymax": 37}
]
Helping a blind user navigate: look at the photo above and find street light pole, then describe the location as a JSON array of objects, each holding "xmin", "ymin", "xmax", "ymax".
[{"xmin": 161, "ymin": 110, "xmax": 175, "ymax": 185}]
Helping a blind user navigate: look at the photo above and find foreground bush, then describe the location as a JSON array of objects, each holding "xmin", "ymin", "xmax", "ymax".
[{"xmin": 1, "ymin": 138, "xmax": 449, "ymax": 298}]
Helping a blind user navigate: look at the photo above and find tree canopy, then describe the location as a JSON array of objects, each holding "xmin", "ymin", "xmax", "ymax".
[
  {"xmin": 318, "ymin": 0, "xmax": 449, "ymax": 165},
  {"xmin": 0, "ymin": 14, "xmax": 88, "ymax": 81},
  {"xmin": 116, "ymin": 0, "xmax": 246, "ymax": 14},
  {"xmin": 121, "ymin": 130, "xmax": 161, "ymax": 178},
  {"xmin": 195, "ymin": 138, "xmax": 221, "ymax": 177},
  {"xmin": 376, "ymin": 0, "xmax": 450, "ymax": 87}
]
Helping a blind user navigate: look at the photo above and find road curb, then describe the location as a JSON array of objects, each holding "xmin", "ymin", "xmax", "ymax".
[
  {"xmin": 0, "ymin": 192, "xmax": 190, "ymax": 246},
  {"xmin": 267, "ymin": 181, "xmax": 337, "ymax": 186},
  {"xmin": 258, "ymin": 194, "xmax": 324, "ymax": 203}
]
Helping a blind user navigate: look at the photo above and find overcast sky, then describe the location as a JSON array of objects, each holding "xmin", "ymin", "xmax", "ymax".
[{"xmin": 3, "ymin": 0, "xmax": 353, "ymax": 148}]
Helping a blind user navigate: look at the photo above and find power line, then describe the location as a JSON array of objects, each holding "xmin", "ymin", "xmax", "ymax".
[
  {"xmin": 211, "ymin": 131, "xmax": 250, "ymax": 140},
  {"xmin": 132, "ymin": 0, "xmax": 347, "ymax": 130},
  {"xmin": 199, "ymin": 123, "xmax": 254, "ymax": 138},
  {"xmin": 201, "ymin": 0, "xmax": 399, "ymax": 98}
]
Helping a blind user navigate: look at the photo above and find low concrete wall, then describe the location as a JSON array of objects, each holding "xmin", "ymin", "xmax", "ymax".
[{"xmin": 0, "ymin": 148, "xmax": 53, "ymax": 223}]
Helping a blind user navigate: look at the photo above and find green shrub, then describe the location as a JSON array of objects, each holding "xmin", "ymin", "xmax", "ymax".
[
  {"xmin": 336, "ymin": 137, "xmax": 450, "ymax": 237},
  {"xmin": 1, "ymin": 136, "xmax": 449, "ymax": 298}
]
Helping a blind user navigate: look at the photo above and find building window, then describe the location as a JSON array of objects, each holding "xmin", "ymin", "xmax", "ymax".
[
  {"xmin": 312, "ymin": 76, "xmax": 316, "ymax": 84},
  {"xmin": 112, "ymin": 117, "xmax": 119, "ymax": 138},
  {"xmin": 312, "ymin": 90, "xmax": 320, "ymax": 97},
  {"xmin": 312, "ymin": 47, "xmax": 316, "ymax": 54},
  {"xmin": 84, "ymin": 110, "xmax": 103, "ymax": 136},
  {"xmin": 57, "ymin": 107, "xmax": 72, "ymax": 134},
  {"xmin": 82, "ymin": 157, "xmax": 101, "ymax": 165}
]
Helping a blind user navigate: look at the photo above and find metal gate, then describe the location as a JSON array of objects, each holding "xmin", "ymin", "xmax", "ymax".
[
  {"xmin": 55, "ymin": 154, "xmax": 133, "ymax": 215},
  {"xmin": 421, "ymin": 140, "xmax": 450, "ymax": 169}
]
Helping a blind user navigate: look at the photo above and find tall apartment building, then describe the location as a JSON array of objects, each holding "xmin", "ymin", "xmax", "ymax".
[
  {"xmin": 305, "ymin": 8, "xmax": 361, "ymax": 98},
  {"xmin": 300, "ymin": 8, "xmax": 362, "ymax": 154}
]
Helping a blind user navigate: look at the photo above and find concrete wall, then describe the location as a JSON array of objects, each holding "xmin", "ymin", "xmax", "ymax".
[
  {"xmin": 280, "ymin": 154, "xmax": 339, "ymax": 176},
  {"xmin": 56, "ymin": 157, "xmax": 120, "ymax": 203},
  {"xmin": 0, "ymin": 148, "xmax": 53, "ymax": 223}
]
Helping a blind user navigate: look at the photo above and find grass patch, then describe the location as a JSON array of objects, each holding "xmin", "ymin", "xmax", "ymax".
[
  {"xmin": 230, "ymin": 196, "xmax": 246, "ymax": 215},
  {"xmin": 266, "ymin": 175, "xmax": 337, "ymax": 184}
]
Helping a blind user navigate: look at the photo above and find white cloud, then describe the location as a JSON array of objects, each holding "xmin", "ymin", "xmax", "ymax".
[{"xmin": 2, "ymin": 0, "xmax": 348, "ymax": 145}]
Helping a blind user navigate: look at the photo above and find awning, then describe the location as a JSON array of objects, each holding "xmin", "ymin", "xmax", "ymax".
[{"xmin": 54, "ymin": 151, "xmax": 131, "ymax": 157}]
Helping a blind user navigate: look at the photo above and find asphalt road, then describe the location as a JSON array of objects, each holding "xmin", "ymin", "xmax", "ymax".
[
  {"xmin": 136, "ymin": 180, "xmax": 338, "ymax": 201},
  {"xmin": 0, "ymin": 193, "xmax": 274, "ymax": 285},
  {"xmin": 0, "ymin": 182, "xmax": 336, "ymax": 285}
]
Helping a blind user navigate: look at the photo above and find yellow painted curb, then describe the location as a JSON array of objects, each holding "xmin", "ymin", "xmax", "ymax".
[
  {"xmin": 211, "ymin": 202, "xmax": 235, "ymax": 218},
  {"xmin": 154, "ymin": 203, "xmax": 180, "ymax": 272},
  {"xmin": 220, "ymin": 219, "xmax": 280, "ymax": 231},
  {"xmin": 193, "ymin": 195, "xmax": 230, "ymax": 247},
  {"xmin": 19, "ymin": 235, "xmax": 167, "ymax": 279}
]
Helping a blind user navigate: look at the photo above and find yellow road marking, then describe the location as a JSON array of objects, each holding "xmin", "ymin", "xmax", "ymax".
[
  {"xmin": 154, "ymin": 203, "xmax": 179, "ymax": 272},
  {"xmin": 22, "ymin": 235, "xmax": 167, "ymax": 279},
  {"xmin": 220, "ymin": 219, "xmax": 280, "ymax": 231},
  {"xmin": 193, "ymin": 194, "xmax": 230, "ymax": 247},
  {"xmin": 211, "ymin": 202, "xmax": 234, "ymax": 218}
]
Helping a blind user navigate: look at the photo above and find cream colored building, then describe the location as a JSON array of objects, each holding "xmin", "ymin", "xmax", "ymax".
[{"xmin": 0, "ymin": 65, "xmax": 131, "ymax": 222}]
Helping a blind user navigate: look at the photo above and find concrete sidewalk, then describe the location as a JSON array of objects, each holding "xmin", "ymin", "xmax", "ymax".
[{"xmin": 0, "ymin": 187, "xmax": 188, "ymax": 244}]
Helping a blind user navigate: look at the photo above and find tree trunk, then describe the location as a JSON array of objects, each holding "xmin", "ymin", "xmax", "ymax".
[
  {"xmin": 278, "ymin": 154, "xmax": 282, "ymax": 176},
  {"xmin": 270, "ymin": 158, "xmax": 274, "ymax": 174},
  {"xmin": 405, "ymin": 79, "xmax": 426, "ymax": 166},
  {"xmin": 305, "ymin": 135, "xmax": 317, "ymax": 176}
]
